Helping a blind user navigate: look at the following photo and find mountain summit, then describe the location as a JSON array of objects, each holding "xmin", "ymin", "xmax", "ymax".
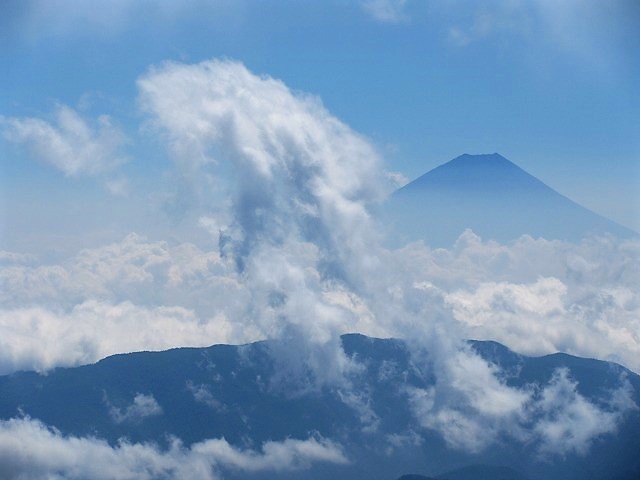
[{"xmin": 383, "ymin": 153, "xmax": 635, "ymax": 246}]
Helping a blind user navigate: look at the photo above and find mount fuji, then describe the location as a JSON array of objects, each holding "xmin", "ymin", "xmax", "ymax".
[{"xmin": 382, "ymin": 153, "xmax": 636, "ymax": 247}]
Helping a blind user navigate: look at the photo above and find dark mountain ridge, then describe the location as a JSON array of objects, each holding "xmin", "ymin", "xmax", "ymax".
[{"xmin": 0, "ymin": 334, "xmax": 638, "ymax": 480}]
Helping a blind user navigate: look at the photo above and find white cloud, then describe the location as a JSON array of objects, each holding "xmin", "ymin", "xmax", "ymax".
[
  {"xmin": 193, "ymin": 435, "xmax": 348, "ymax": 472},
  {"xmin": 435, "ymin": 235, "xmax": 640, "ymax": 372},
  {"xmin": 337, "ymin": 388, "xmax": 381, "ymax": 433},
  {"xmin": 0, "ymin": 251, "xmax": 36, "ymax": 265},
  {"xmin": 138, "ymin": 58, "xmax": 394, "ymax": 390},
  {"xmin": 137, "ymin": 58, "xmax": 390, "ymax": 218},
  {"xmin": 385, "ymin": 170, "xmax": 409, "ymax": 187},
  {"xmin": 1, "ymin": 104, "xmax": 127, "ymax": 176},
  {"xmin": 532, "ymin": 368, "xmax": 637, "ymax": 456},
  {"xmin": 0, "ymin": 232, "xmax": 362, "ymax": 377},
  {"xmin": 362, "ymin": 0, "xmax": 408, "ymax": 23},
  {"xmin": 0, "ymin": 301, "xmax": 237, "ymax": 375},
  {"xmin": 0, "ymin": 417, "xmax": 347, "ymax": 480},
  {"xmin": 446, "ymin": 276, "xmax": 640, "ymax": 368},
  {"xmin": 405, "ymin": 347, "xmax": 531, "ymax": 453},
  {"xmin": 444, "ymin": 1, "xmax": 532, "ymax": 46},
  {"xmin": 373, "ymin": 232, "xmax": 640, "ymax": 373},
  {"xmin": 407, "ymin": 364, "xmax": 636, "ymax": 455},
  {"xmin": 0, "ymin": 233, "xmax": 244, "ymax": 312},
  {"xmin": 105, "ymin": 176, "xmax": 131, "ymax": 197},
  {"xmin": 109, "ymin": 393, "xmax": 163, "ymax": 424},
  {"xmin": 187, "ymin": 382, "xmax": 227, "ymax": 412}
]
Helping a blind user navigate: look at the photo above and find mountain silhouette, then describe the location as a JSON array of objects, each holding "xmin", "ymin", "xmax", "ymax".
[
  {"xmin": 382, "ymin": 153, "xmax": 636, "ymax": 246},
  {"xmin": 1, "ymin": 335, "xmax": 638, "ymax": 480}
]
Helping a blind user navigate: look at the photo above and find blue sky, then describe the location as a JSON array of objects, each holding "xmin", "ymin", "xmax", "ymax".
[{"xmin": 1, "ymin": 0, "xmax": 639, "ymax": 254}]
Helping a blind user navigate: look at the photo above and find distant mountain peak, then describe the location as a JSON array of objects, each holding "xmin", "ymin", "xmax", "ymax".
[
  {"xmin": 383, "ymin": 153, "xmax": 636, "ymax": 246},
  {"xmin": 395, "ymin": 153, "xmax": 553, "ymax": 200},
  {"xmin": 453, "ymin": 152, "xmax": 508, "ymax": 162}
]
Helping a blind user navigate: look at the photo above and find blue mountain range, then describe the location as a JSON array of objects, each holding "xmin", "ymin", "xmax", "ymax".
[{"xmin": 1, "ymin": 335, "xmax": 638, "ymax": 480}]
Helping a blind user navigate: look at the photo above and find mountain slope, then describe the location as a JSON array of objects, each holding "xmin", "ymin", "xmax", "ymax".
[
  {"xmin": 382, "ymin": 153, "xmax": 636, "ymax": 246},
  {"xmin": 0, "ymin": 335, "xmax": 639, "ymax": 480}
]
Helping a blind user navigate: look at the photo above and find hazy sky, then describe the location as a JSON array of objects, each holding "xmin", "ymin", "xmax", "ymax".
[{"xmin": 1, "ymin": 0, "xmax": 639, "ymax": 255}]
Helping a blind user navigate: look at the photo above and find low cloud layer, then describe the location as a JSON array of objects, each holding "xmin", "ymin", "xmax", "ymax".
[
  {"xmin": 0, "ymin": 417, "xmax": 347, "ymax": 480},
  {"xmin": 0, "ymin": 300, "xmax": 236, "ymax": 374}
]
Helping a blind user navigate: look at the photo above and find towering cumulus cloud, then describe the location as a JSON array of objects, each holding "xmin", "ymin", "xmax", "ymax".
[{"xmin": 138, "ymin": 59, "xmax": 393, "ymax": 388}]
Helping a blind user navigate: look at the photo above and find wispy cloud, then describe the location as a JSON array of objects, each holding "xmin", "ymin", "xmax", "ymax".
[
  {"xmin": 364, "ymin": 0, "xmax": 639, "ymax": 72},
  {"xmin": 108, "ymin": 393, "xmax": 163, "ymax": 424},
  {"xmin": 362, "ymin": 0, "xmax": 408, "ymax": 24},
  {"xmin": 531, "ymin": 368, "xmax": 637, "ymax": 456},
  {"xmin": 1, "ymin": 105, "xmax": 127, "ymax": 176},
  {"xmin": 105, "ymin": 176, "xmax": 131, "ymax": 197},
  {"xmin": 187, "ymin": 382, "xmax": 227, "ymax": 412},
  {"xmin": 2, "ymin": 0, "xmax": 233, "ymax": 42},
  {"xmin": 407, "ymin": 363, "xmax": 635, "ymax": 455}
]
